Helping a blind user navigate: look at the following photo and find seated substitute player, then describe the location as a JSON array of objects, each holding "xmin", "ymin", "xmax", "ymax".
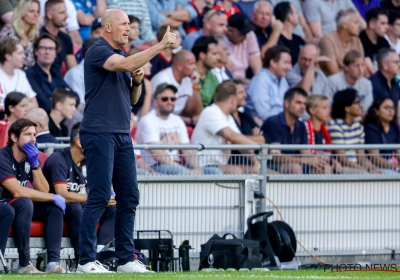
[
  {"xmin": 0, "ymin": 118, "xmax": 66, "ymax": 274},
  {"xmin": 43, "ymin": 122, "xmax": 116, "ymax": 266}
]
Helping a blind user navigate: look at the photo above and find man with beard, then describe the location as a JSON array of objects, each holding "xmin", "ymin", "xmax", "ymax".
[
  {"xmin": 261, "ymin": 88, "xmax": 328, "ymax": 174},
  {"xmin": 41, "ymin": 0, "xmax": 77, "ymax": 74},
  {"xmin": 136, "ymin": 83, "xmax": 222, "ymax": 175},
  {"xmin": 191, "ymin": 36, "xmax": 220, "ymax": 108}
]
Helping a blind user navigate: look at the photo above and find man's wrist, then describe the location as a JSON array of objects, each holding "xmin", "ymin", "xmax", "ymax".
[
  {"xmin": 132, "ymin": 79, "xmax": 143, "ymax": 87},
  {"xmin": 192, "ymin": 85, "xmax": 200, "ymax": 91},
  {"xmin": 31, "ymin": 163, "xmax": 41, "ymax": 170}
]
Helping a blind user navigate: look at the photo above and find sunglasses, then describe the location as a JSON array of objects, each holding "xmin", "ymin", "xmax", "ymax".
[
  {"xmin": 204, "ymin": 10, "xmax": 225, "ymax": 21},
  {"xmin": 160, "ymin": 96, "xmax": 177, "ymax": 102}
]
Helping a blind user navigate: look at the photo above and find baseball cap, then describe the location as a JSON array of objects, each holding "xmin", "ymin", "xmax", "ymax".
[
  {"xmin": 91, "ymin": 17, "xmax": 102, "ymax": 31},
  {"xmin": 228, "ymin": 12, "xmax": 255, "ymax": 35},
  {"xmin": 154, "ymin": 83, "xmax": 178, "ymax": 97}
]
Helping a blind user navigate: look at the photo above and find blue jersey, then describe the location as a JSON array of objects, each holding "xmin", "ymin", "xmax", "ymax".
[{"xmin": 0, "ymin": 146, "xmax": 33, "ymax": 199}]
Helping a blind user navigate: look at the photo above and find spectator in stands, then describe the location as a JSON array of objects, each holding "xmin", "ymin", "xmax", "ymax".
[
  {"xmin": 261, "ymin": 88, "xmax": 328, "ymax": 174},
  {"xmin": 150, "ymin": 25, "xmax": 181, "ymax": 79},
  {"xmin": 136, "ymin": 83, "xmax": 221, "ymax": 175},
  {"xmin": 48, "ymin": 88, "xmax": 76, "ymax": 137},
  {"xmin": 231, "ymin": 79, "xmax": 266, "ymax": 144},
  {"xmin": 246, "ymin": 45, "xmax": 291, "ymax": 123},
  {"xmin": 370, "ymin": 48, "xmax": 400, "ymax": 117},
  {"xmin": 151, "ymin": 50, "xmax": 202, "ymax": 127},
  {"xmin": 328, "ymin": 88, "xmax": 381, "ymax": 173},
  {"xmin": 192, "ymin": 36, "xmax": 220, "ymax": 108},
  {"xmin": 191, "ymin": 80, "xmax": 260, "ymax": 174},
  {"xmin": 252, "ymin": 0, "xmax": 275, "ymax": 51},
  {"xmin": 286, "ymin": 44, "xmax": 330, "ymax": 96},
  {"xmin": 0, "ymin": 37, "xmax": 38, "ymax": 110},
  {"xmin": 43, "ymin": 122, "xmax": 116, "ymax": 266},
  {"xmin": 303, "ymin": 0, "xmax": 365, "ymax": 40},
  {"xmin": 352, "ymin": 0, "xmax": 381, "ymax": 20},
  {"xmin": 273, "ymin": 2, "xmax": 305, "ymax": 65},
  {"xmin": 214, "ymin": 0, "xmax": 241, "ymax": 18},
  {"xmin": 26, "ymin": 33, "xmax": 72, "ymax": 113},
  {"xmin": 39, "ymin": 0, "xmax": 83, "ymax": 47},
  {"xmin": 0, "ymin": 0, "xmax": 40, "ymax": 69},
  {"xmin": 211, "ymin": 35, "xmax": 233, "ymax": 83},
  {"xmin": 360, "ymin": 8, "xmax": 390, "ymax": 76},
  {"xmin": 319, "ymin": 8, "xmax": 364, "ymax": 76},
  {"xmin": 105, "ymin": 0, "xmax": 157, "ymax": 45},
  {"xmin": 65, "ymin": 38, "xmax": 98, "ymax": 108},
  {"xmin": 363, "ymin": 97, "xmax": 400, "ymax": 173},
  {"xmin": 327, "ymin": 50, "xmax": 373, "ymax": 113},
  {"xmin": 146, "ymin": 0, "xmax": 197, "ymax": 34},
  {"xmin": 0, "ymin": 118, "xmax": 66, "ymax": 273},
  {"xmin": 182, "ymin": 9, "xmax": 228, "ymax": 52},
  {"xmin": 127, "ymin": 48, "xmax": 152, "ymax": 118},
  {"xmin": 0, "ymin": 0, "xmax": 18, "ymax": 30},
  {"xmin": 26, "ymin": 108, "xmax": 59, "ymax": 145},
  {"xmin": 305, "ymin": 94, "xmax": 343, "ymax": 173},
  {"xmin": 183, "ymin": 0, "xmax": 214, "ymax": 34},
  {"xmin": 381, "ymin": 0, "xmax": 400, "ymax": 11},
  {"xmin": 72, "ymin": 0, "xmax": 106, "ymax": 41},
  {"xmin": 385, "ymin": 10, "xmax": 400, "ymax": 54},
  {"xmin": 121, "ymin": 15, "xmax": 140, "ymax": 54},
  {"xmin": 75, "ymin": 18, "xmax": 102, "ymax": 63},
  {"xmin": 226, "ymin": 12, "xmax": 262, "ymax": 82},
  {"xmin": 41, "ymin": 0, "xmax": 77, "ymax": 75}
]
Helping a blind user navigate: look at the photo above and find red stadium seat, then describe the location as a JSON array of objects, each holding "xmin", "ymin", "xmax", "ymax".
[{"xmin": 8, "ymin": 221, "xmax": 44, "ymax": 237}]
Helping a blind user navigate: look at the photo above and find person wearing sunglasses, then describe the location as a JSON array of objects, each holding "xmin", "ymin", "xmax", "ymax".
[{"xmin": 136, "ymin": 83, "xmax": 222, "ymax": 175}]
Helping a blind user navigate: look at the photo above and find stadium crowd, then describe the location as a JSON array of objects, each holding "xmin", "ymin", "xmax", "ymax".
[{"xmin": 1, "ymin": 0, "xmax": 400, "ymax": 274}]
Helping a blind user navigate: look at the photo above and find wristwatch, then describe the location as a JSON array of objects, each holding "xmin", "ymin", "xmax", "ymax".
[
  {"xmin": 32, "ymin": 164, "xmax": 41, "ymax": 170},
  {"xmin": 132, "ymin": 79, "xmax": 143, "ymax": 87}
]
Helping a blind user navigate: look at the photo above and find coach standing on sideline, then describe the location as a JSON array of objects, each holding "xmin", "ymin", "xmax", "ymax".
[{"xmin": 77, "ymin": 9, "xmax": 176, "ymax": 274}]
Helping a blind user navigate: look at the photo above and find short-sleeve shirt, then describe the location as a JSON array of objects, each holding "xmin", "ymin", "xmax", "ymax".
[
  {"xmin": 151, "ymin": 67, "xmax": 193, "ymax": 115},
  {"xmin": 149, "ymin": 53, "xmax": 172, "ymax": 80},
  {"xmin": 0, "ymin": 67, "xmax": 36, "ymax": 107},
  {"xmin": 40, "ymin": 27, "xmax": 74, "ymax": 75},
  {"xmin": 191, "ymin": 103, "xmax": 241, "ymax": 166},
  {"xmin": 0, "ymin": 146, "xmax": 33, "ymax": 199},
  {"xmin": 327, "ymin": 119, "xmax": 365, "ymax": 162},
  {"xmin": 303, "ymin": 0, "xmax": 355, "ymax": 35},
  {"xmin": 229, "ymin": 31, "xmax": 261, "ymax": 79},
  {"xmin": 278, "ymin": 34, "xmax": 305, "ymax": 66},
  {"xmin": 285, "ymin": 63, "xmax": 329, "ymax": 96},
  {"xmin": 72, "ymin": 0, "xmax": 96, "ymax": 40},
  {"xmin": 81, "ymin": 37, "xmax": 132, "ymax": 133},
  {"xmin": 136, "ymin": 109, "xmax": 190, "ymax": 166},
  {"xmin": 0, "ymin": 0, "xmax": 19, "ymax": 30},
  {"xmin": 364, "ymin": 122, "xmax": 400, "ymax": 157},
  {"xmin": 359, "ymin": 30, "xmax": 390, "ymax": 69},
  {"xmin": 352, "ymin": 0, "xmax": 381, "ymax": 20},
  {"xmin": 199, "ymin": 70, "xmax": 220, "ymax": 108},
  {"xmin": 43, "ymin": 147, "xmax": 87, "ymax": 195},
  {"xmin": 319, "ymin": 31, "xmax": 364, "ymax": 75},
  {"xmin": 260, "ymin": 112, "xmax": 307, "ymax": 154}
]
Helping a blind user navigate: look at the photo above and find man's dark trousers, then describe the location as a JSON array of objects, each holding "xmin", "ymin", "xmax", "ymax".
[{"xmin": 78, "ymin": 132, "xmax": 140, "ymax": 266}]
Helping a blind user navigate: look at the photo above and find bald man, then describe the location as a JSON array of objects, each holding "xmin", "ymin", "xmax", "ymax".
[
  {"xmin": 77, "ymin": 9, "xmax": 176, "ymax": 273},
  {"xmin": 286, "ymin": 44, "xmax": 330, "ymax": 95},
  {"xmin": 26, "ymin": 108, "xmax": 59, "ymax": 146},
  {"xmin": 151, "ymin": 49, "xmax": 202, "ymax": 126}
]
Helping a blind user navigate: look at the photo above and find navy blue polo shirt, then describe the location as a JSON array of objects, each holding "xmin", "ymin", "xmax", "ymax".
[
  {"xmin": 261, "ymin": 112, "xmax": 307, "ymax": 154},
  {"xmin": 80, "ymin": 36, "xmax": 132, "ymax": 133},
  {"xmin": 370, "ymin": 71, "xmax": 400, "ymax": 110},
  {"xmin": 364, "ymin": 122, "xmax": 400, "ymax": 158},
  {"xmin": 0, "ymin": 146, "xmax": 33, "ymax": 199},
  {"xmin": 43, "ymin": 147, "xmax": 87, "ymax": 195}
]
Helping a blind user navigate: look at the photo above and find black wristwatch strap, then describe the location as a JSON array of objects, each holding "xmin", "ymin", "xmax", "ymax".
[
  {"xmin": 32, "ymin": 164, "xmax": 41, "ymax": 170},
  {"xmin": 132, "ymin": 79, "xmax": 143, "ymax": 87}
]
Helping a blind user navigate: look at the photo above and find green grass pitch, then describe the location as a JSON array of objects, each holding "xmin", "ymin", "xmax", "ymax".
[{"xmin": 2, "ymin": 270, "xmax": 400, "ymax": 279}]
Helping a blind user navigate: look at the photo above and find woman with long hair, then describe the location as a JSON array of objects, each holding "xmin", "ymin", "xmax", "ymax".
[
  {"xmin": 0, "ymin": 0, "xmax": 40, "ymax": 69},
  {"xmin": 363, "ymin": 97, "xmax": 400, "ymax": 173},
  {"xmin": 0, "ymin": 91, "xmax": 29, "ymax": 147}
]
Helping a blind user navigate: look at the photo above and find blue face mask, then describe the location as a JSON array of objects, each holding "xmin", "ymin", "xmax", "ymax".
[{"xmin": 395, "ymin": 74, "xmax": 400, "ymax": 83}]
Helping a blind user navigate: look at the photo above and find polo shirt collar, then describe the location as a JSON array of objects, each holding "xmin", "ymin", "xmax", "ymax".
[
  {"xmin": 377, "ymin": 70, "xmax": 395, "ymax": 86},
  {"xmin": 265, "ymin": 68, "xmax": 281, "ymax": 84},
  {"xmin": 98, "ymin": 36, "xmax": 124, "ymax": 55},
  {"xmin": 278, "ymin": 111, "xmax": 302, "ymax": 130}
]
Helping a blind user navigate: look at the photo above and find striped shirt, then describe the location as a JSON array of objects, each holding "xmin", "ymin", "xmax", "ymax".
[{"xmin": 327, "ymin": 119, "xmax": 365, "ymax": 162}]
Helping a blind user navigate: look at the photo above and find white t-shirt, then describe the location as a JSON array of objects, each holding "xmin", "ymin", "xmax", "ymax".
[
  {"xmin": 39, "ymin": 0, "xmax": 80, "ymax": 31},
  {"xmin": 150, "ymin": 67, "xmax": 193, "ymax": 115},
  {"xmin": 385, "ymin": 34, "xmax": 400, "ymax": 55},
  {"xmin": 136, "ymin": 109, "xmax": 190, "ymax": 166},
  {"xmin": 191, "ymin": 103, "xmax": 240, "ymax": 167},
  {"xmin": 0, "ymin": 67, "xmax": 36, "ymax": 107}
]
